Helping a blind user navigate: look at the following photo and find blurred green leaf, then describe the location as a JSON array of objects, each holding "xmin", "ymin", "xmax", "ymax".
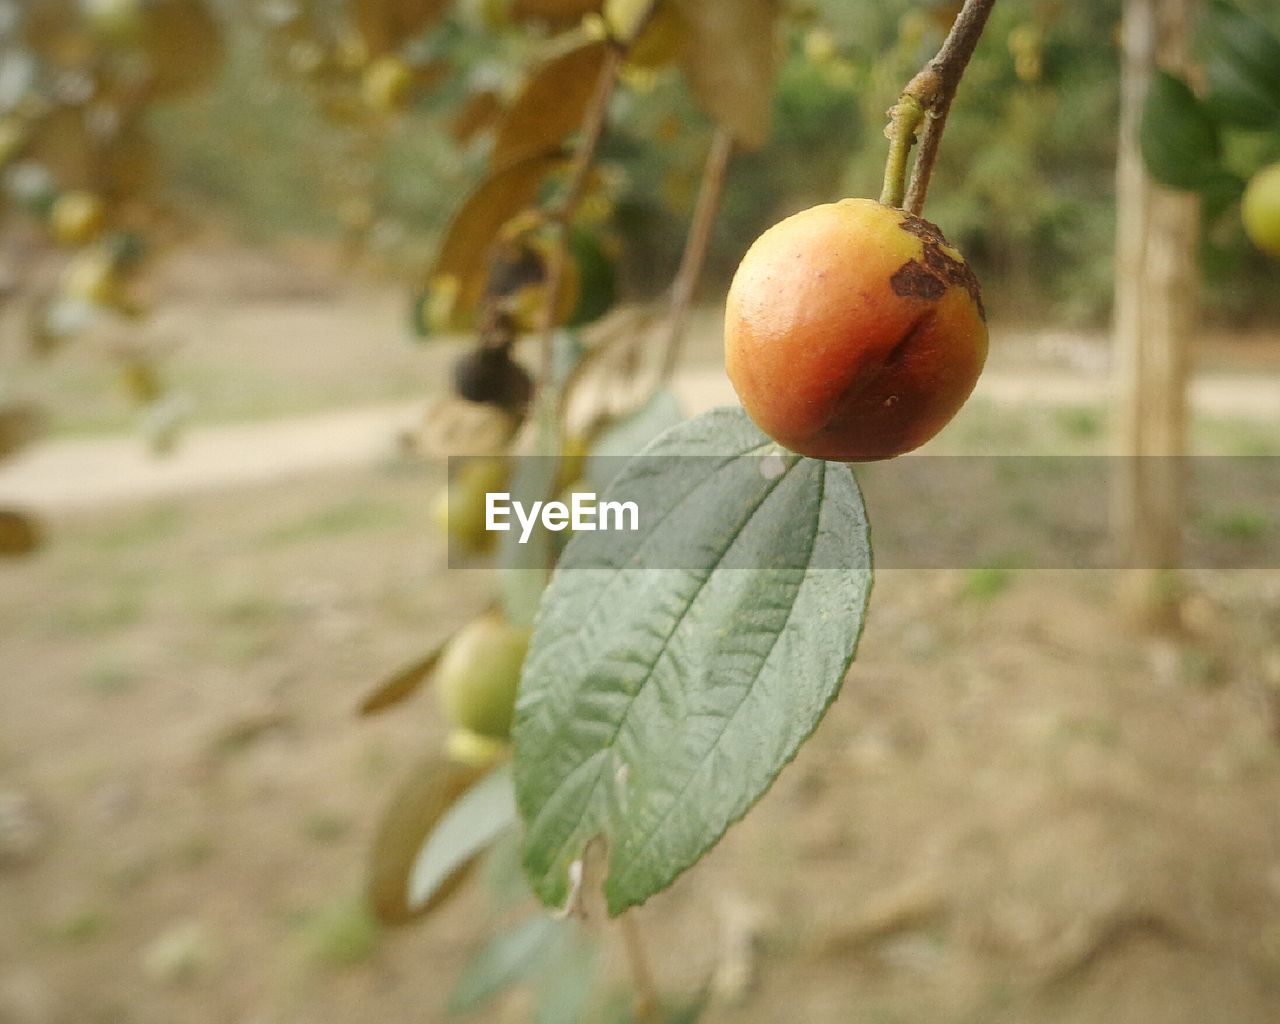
[
  {"xmin": 567, "ymin": 229, "xmax": 618, "ymax": 327},
  {"xmin": 367, "ymin": 757, "xmax": 491, "ymax": 926},
  {"xmin": 1140, "ymin": 71, "xmax": 1224, "ymax": 191},
  {"xmin": 431, "ymin": 154, "xmax": 565, "ymax": 324},
  {"xmin": 674, "ymin": 0, "xmax": 778, "ymax": 149},
  {"xmin": 408, "ymin": 763, "xmax": 517, "ymax": 912},
  {"xmin": 1203, "ymin": 0, "xmax": 1280, "ymax": 129},
  {"xmin": 533, "ymin": 926, "xmax": 600, "ymax": 1024},
  {"xmin": 1201, "ymin": 169, "xmax": 1247, "ymax": 222},
  {"xmin": 513, "ymin": 408, "xmax": 873, "ymax": 914},
  {"xmin": 448, "ymin": 912, "xmax": 563, "ymax": 1016},
  {"xmin": 492, "ymin": 41, "xmax": 610, "ymax": 168},
  {"xmin": 481, "ymin": 830, "xmax": 536, "ymax": 908}
]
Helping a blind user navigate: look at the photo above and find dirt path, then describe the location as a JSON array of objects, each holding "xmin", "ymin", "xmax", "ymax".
[{"xmin": 1, "ymin": 369, "xmax": 1276, "ymax": 511}]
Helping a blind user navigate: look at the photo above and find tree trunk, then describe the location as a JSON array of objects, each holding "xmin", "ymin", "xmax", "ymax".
[{"xmin": 1112, "ymin": 0, "xmax": 1200, "ymax": 630}]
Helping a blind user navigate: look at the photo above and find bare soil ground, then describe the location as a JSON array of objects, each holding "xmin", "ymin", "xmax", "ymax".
[
  {"xmin": 3, "ymin": 259, "xmax": 1280, "ymax": 1023},
  {"xmin": 3, "ymin": 462, "xmax": 1280, "ymax": 1024}
]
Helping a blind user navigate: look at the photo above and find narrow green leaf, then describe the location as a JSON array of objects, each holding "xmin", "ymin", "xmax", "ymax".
[
  {"xmin": 481, "ymin": 829, "xmax": 535, "ymax": 909},
  {"xmin": 513, "ymin": 407, "xmax": 873, "ymax": 914},
  {"xmin": 1140, "ymin": 71, "xmax": 1224, "ymax": 191},
  {"xmin": 448, "ymin": 912, "xmax": 563, "ymax": 1016},
  {"xmin": 533, "ymin": 926, "xmax": 600, "ymax": 1024},
  {"xmin": 1204, "ymin": 0, "xmax": 1280, "ymax": 129},
  {"xmin": 409, "ymin": 763, "xmax": 517, "ymax": 911}
]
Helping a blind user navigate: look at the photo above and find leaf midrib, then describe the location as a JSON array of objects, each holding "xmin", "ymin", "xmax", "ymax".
[
  {"xmin": 524, "ymin": 452, "xmax": 802, "ymax": 868},
  {"xmin": 607, "ymin": 462, "xmax": 828, "ymax": 900}
]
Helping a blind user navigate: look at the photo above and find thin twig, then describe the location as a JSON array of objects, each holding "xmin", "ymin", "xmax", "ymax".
[
  {"xmin": 659, "ymin": 127, "xmax": 734, "ymax": 381},
  {"xmin": 619, "ymin": 911, "xmax": 661, "ymax": 1022},
  {"xmin": 904, "ymin": 0, "xmax": 997, "ymax": 215},
  {"xmin": 537, "ymin": 43, "xmax": 624, "ymax": 389},
  {"xmin": 553, "ymin": 129, "xmax": 732, "ymax": 436},
  {"xmin": 880, "ymin": 0, "xmax": 997, "ymax": 214}
]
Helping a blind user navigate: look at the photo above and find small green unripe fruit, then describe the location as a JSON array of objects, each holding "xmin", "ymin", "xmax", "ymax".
[
  {"xmin": 446, "ymin": 727, "xmax": 507, "ymax": 766},
  {"xmin": 1242, "ymin": 163, "xmax": 1280, "ymax": 260},
  {"xmin": 436, "ymin": 613, "xmax": 531, "ymax": 740},
  {"xmin": 433, "ymin": 457, "xmax": 508, "ymax": 554},
  {"xmin": 725, "ymin": 197, "xmax": 987, "ymax": 461}
]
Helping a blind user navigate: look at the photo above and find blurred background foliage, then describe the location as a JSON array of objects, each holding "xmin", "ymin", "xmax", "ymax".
[{"xmin": 148, "ymin": 0, "xmax": 1280, "ymax": 327}]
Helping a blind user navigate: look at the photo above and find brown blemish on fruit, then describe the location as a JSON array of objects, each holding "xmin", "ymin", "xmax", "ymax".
[
  {"xmin": 890, "ymin": 260, "xmax": 946, "ymax": 301},
  {"xmin": 896, "ymin": 213, "xmax": 987, "ymax": 320}
]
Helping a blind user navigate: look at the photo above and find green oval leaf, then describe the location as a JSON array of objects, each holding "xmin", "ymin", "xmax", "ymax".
[
  {"xmin": 1203, "ymin": 0, "xmax": 1280, "ymax": 130},
  {"xmin": 1140, "ymin": 71, "xmax": 1224, "ymax": 191},
  {"xmin": 512, "ymin": 407, "xmax": 873, "ymax": 915}
]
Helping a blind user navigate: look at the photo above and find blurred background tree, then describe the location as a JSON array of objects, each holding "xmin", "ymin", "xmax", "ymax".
[{"xmin": 145, "ymin": 0, "xmax": 1278, "ymax": 330}]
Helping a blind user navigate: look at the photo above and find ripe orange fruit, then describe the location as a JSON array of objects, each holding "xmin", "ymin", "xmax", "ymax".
[{"xmin": 724, "ymin": 198, "xmax": 988, "ymax": 461}]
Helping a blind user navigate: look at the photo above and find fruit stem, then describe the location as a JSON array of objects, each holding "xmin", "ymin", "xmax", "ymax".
[
  {"xmin": 879, "ymin": 93, "xmax": 926, "ymax": 208},
  {"xmin": 660, "ymin": 126, "xmax": 734, "ymax": 380},
  {"xmin": 882, "ymin": 0, "xmax": 997, "ymax": 214}
]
